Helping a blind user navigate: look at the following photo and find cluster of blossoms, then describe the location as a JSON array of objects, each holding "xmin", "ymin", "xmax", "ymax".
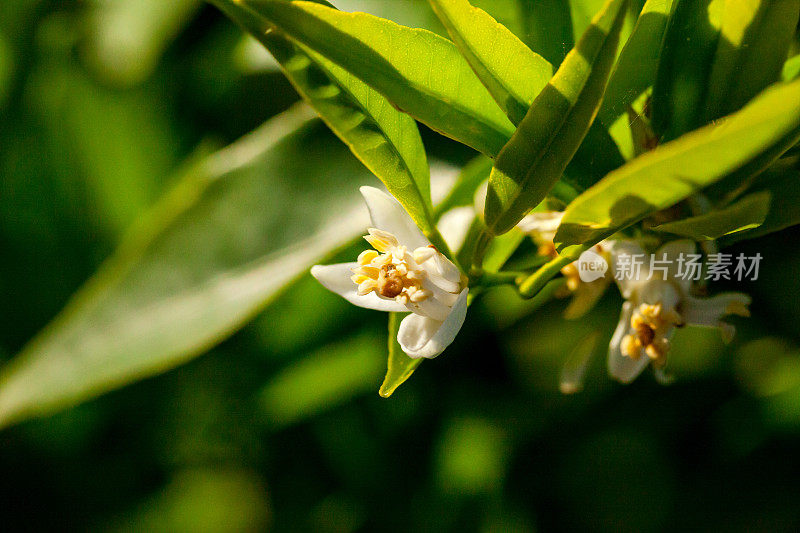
[{"xmin": 312, "ymin": 187, "xmax": 751, "ymax": 385}]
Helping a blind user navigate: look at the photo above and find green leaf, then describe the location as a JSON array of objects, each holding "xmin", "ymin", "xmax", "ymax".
[
  {"xmin": 482, "ymin": 230, "xmax": 526, "ymax": 272},
  {"xmin": 651, "ymin": 0, "xmax": 722, "ymax": 140},
  {"xmin": 221, "ymin": 0, "xmax": 515, "ymax": 156},
  {"xmin": 599, "ymin": 0, "xmax": 676, "ymax": 125},
  {"xmin": 555, "ymin": 78, "xmax": 800, "ymax": 251},
  {"xmin": 701, "ymin": 0, "xmax": 800, "ymax": 123},
  {"xmin": 519, "ymin": 0, "xmax": 574, "ymax": 67},
  {"xmin": 653, "ymin": 0, "xmax": 800, "ymax": 140},
  {"xmin": 721, "ymin": 164, "xmax": 800, "ymax": 245},
  {"xmin": 783, "ymin": 54, "xmax": 800, "ymax": 82},
  {"xmin": 0, "ymin": 106, "xmax": 377, "ymax": 429},
  {"xmin": 652, "ymin": 191, "xmax": 771, "ymax": 240},
  {"xmin": 484, "ymin": 0, "xmax": 629, "ymax": 236},
  {"xmin": 217, "ymin": 0, "xmax": 435, "ymax": 234},
  {"xmin": 379, "ymin": 313, "xmax": 422, "ymax": 398},
  {"xmin": 428, "ymin": 0, "xmax": 553, "ymax": 125}
]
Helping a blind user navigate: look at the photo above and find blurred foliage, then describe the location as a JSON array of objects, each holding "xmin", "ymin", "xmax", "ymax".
[{"xmin": 1, "ymin": 1, "xmax": 800, "ymax": 532}]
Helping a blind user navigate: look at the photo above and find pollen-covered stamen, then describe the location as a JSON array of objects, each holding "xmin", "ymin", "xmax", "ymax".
[
  {"xmin": 351, "ymin": 228, "xmax": 451, "ymax": 307},
  {"xmin": 620, "ymin": 303, "xmax": 683, "ymax": 366}
]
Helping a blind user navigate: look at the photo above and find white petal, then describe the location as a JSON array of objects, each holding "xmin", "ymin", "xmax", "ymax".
[
  {"xmin": 517, "ymin": 211, "xmax": 563, "ymax": 238},
  {"xmin": 360, "ymin": 186, "xmax": 428, "ymax": 249},
  {"xmin": 655, "ymin": 239, "xmax": 696, "ymax": 294},
  {"xmin": 311, "ymin": 263, "xmax": 408, "ymax": 312},
  {"xmin": 437, "ymin": 206, "xmax": 475, "ymax": 252},
  {"xmin": 426, "ymin": 253, "xmax": 462, "ymax": 293},
  {"xmin": 397, "ymin": 289, "xmax": 468, "ymax": 359},
  {"xmin": 609, "ymin": 240, "xmax": 647, "ymax": 298},
  {"xmin": 683, "ymin": 293, "xmax": 751, "ymax": 328},
  {"xmin": 607, "ymin": 301, "xmax": 650, "ymax": 384}
]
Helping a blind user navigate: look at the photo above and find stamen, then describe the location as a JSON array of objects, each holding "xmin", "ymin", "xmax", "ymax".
[{"xmin": 357, "ymin": 249, "xmax": 379, "ymax": 265}]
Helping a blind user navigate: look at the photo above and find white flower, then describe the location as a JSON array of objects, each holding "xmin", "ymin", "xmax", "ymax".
[
  {"xmin": 311, "ymin": 187, "xmax": 468, "ymax": 359},
  {"xmin": 608, "ymin": 240, "xmax": 751, "ymax": 383}
]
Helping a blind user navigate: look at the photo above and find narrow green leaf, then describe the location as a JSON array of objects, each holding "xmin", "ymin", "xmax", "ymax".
[
  {"xmin": 484, "ymin": 0, "xmax": 629, "ymax": 236},
  {"xmin": 599, "ymin": 0, "xmax": 676, "ymax": 125},
  {"xmin": 482, "ymin": 230, "xmax": 526, "ymax": 272},
  {"xmin": 224, "ymin": 0, "xmax": 515, "ymax": 156},
  {"xmin": 0, "ymin": 107, "xmax": 377, "ymax": 429},
  {"xmin": 555, "ymin": 78, "xmax": 800, "ymax": 251},
  {"xmin": 519, "ymin": 0, "xmax": 574, "ymax": 68},
  {"xmin": 651, "ymin": 0, "xmax": 723, "ymax": 140},
  {"xmin": 721, "ymin": 164, "xmax": 800, "ymax": 245},
  {"xmin": 652, "ymin": 191, "xmax": 771, "ymax": 240},
  {"xmin": 217, "ymin": 0, "xmax": 435, "ymax": 233},
  {"xmin": 428, "ymin": 0, "xmax": 553, "ymax": 125},
  {"xmin": 653, "ymin": 0, "xmax": 800, "ymax": 140},
  {"xmin": 379, "ymin": 313, "xmax": 422, "ymax": 398},
  {"xmin": 701, "ymin": 0, "xmax": 800, "ymax": 123},
  {"xmin": 783, "ymin": 54, "xmax": 800, "ymax": 82}
]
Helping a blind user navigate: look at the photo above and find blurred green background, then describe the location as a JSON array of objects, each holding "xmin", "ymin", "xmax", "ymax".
[{"xmin": 2, "ymin": 0, "xmax": 800, "ymax": 531}]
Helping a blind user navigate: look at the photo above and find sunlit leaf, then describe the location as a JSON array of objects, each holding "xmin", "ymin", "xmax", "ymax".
[
  {"xmin": 599, "ymin": 0, "xmax": 676, "ymax": 125},
  {"xmin": 701, "ymin": 0, "xmax": 800, "ymax": 123},
  {"xmin": 556, "ymin": 78, "xmax": 800, "ymax": 251},
  {"xmin": 783, "ymin": 54, "xmax": 800, "ymax": 82},
  {"xmin": 652, "ymin": 191, "xmax": 771, "ymax": 240},
  {"xmin": 0, "ymin": 106, "xmax": 377, "ymax": 429},
  {"xmin": 429, "ymin": 0, "xmax": 553, "ymax": 125},
  {"xmin": 653, "ymin": 0, "xmax": 800, "ymax": 140},
  {"xmin": 220, "ymin": 0, "xmax": 515, "ymax": 156},
  {"xmin": 651, "ymin": 0, "xmax": 723, "ymax": 140},
  {"xmin": 379, "ymin": 313, "xmax": 422, "ymax": 398},
  {"xmin": 217, "ymin": 0, "xmax": 435, "ymax": 234},
  {"xmin": 484, "ymin": 0, "xmax": 629, "ymax": 236}
]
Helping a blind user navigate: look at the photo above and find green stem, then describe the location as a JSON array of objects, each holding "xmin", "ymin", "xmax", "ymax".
[
  {"xmin": 470, "ymin": 229, "xmax": 493, "ymax": 277},
  {"xmin": 517, "ymin": 250, "xmax": 582, "ymax": 298}
]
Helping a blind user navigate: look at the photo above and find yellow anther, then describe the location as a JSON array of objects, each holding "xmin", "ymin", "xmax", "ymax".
[
  {"xmin": 364, "ymin": 235, "xmax": 391, "ymax": 252},
  {"xmin": 351, "ymin": 274, "xmax": 372, "ymax": 285},
  {"xmin": 621, "ymin": 335, "xmax": 642, "ymax": 359},
  {"xmin": 358, "ymin": 249, "xmax": 379, "ymax": 265},
  {"xmin": 357, "ymin": 279, "xmax": 377, "ymax": 296}
]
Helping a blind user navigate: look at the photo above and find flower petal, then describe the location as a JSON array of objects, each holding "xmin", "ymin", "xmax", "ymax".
[
  {"xmin": 609, "ymin": 240, "xmax": 647, "ymax": 298},
  {"xmin": 397, "ymin": 289, "xmax": 468, "ymax": 359},
  {"xmin": 360, "ymin": 186, "xmax": 428, "ymax": 249},
  {"xmin": 655, "ymin": 239, "xmax": 696, "ymax": 294},
  {"xmin": 607, "ymin": 301, "xmax": 650, "ymax": 383},
  {"xmin": 311, "ymin": 263, "xmax": 408, "ymax": 312},
  {"xmin": 683, "ymin": 292, "xmax": 751, "ymax": 341},
  {"xmin": 437, "ymin": 206, "xmax": 474, "ymax": 252},
  {"xmin": 517, "ymin": 211, "xmax": 563, "ymax": 239}
]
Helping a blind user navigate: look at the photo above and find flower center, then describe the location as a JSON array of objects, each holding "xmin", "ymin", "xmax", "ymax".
[
  {"xmin": 350, "ymin": 229, "xmax": 439, "ymax": 305},
  {"xmin": 620, "ymin": 302, "xmax": 683, "ymax": 367}
]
